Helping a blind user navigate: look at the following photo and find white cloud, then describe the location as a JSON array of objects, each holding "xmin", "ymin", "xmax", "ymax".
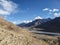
[
  {"xmin": 43, "ymin": 8, "xmax": 60, "ymax": 16},
  {"xmin": 12, "ymin": 20, "xmax": 21, "ymax": 24},
  {"xmin": 54, "ymin": 13, "xmax": 60, "ymax": 17},
  {"xmin": 12, "ymin": 20, "xmax": 32, "ymax": 24},
  {"xmin": 0, "ymin": 0, "xmax": 18, "ymax": 15},
  {"xmin": 23, "ymin": 20, "xmax": 32, "ymax": 23},
  {"xmin": 49, "ymin": 9, "xmax": 52, "ymax": 12},
  {"xmin": 43, "ymin": 8, "xmax": 49, "ymax": 11},
  {"xmin": 35, "ymin": 16, "xmax": 43, "ymax": 19},
  {"xmin": 53, "ymin": 9, "xmax": 59, "ymax": 12},
  {"xmin": 43, "ymin": 8, "xmax": 59, "ymax": 12},
  {"xmin": 12, "ymin": 21, "xmax": 17, "ymax": 24},
  {"xmin": 0, "ymin": 9, "xmax": 9, "ymax": 15}
]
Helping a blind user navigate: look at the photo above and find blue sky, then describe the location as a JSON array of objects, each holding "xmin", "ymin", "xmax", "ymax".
[{"xmin": 0, "ymin": 0, "xmax": 60, "ymax": 24}]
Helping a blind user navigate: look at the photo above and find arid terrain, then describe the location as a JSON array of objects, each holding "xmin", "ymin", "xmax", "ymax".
[{"xmin": 0, "ymin": 17, "xmax": 59, "ymax": 45}]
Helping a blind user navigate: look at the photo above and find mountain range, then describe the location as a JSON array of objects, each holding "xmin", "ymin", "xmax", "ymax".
[
  {"xmin": 18, "ymin": 18, "xmax": 51, "ymax": 27},
  {"xmin": 18, "ymin": 17, "xmax": 60, "ymax": 33},
  {"xmin": 35, "ymin": 17, "xmax": 60, "ymax": 33}
]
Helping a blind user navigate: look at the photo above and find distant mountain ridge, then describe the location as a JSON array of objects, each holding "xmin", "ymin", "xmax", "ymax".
[
  {"xmin": 18, "ymin": 17, "xmax": 60, "ymax": 33},
  {"xmin": 35, "ymin": 17, "xmax": 60, "ymax": 33},
  {"xmin": 18, "ymin": 18, "xmax": 51, "ymax": 27}
]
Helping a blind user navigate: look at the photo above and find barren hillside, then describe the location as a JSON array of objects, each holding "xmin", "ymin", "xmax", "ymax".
[{"xmin": 0, "ymin": 17, "xmax": 49, "ymax": 45}]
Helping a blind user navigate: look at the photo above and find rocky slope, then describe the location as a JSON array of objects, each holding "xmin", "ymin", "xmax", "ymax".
[
  {"xmin": 0, "ymin": 17, "xmax": 49, "ymax": 45},
  {"xmin": 0, "ymin": 27, "xmax": 49, "ymax": 45}
]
